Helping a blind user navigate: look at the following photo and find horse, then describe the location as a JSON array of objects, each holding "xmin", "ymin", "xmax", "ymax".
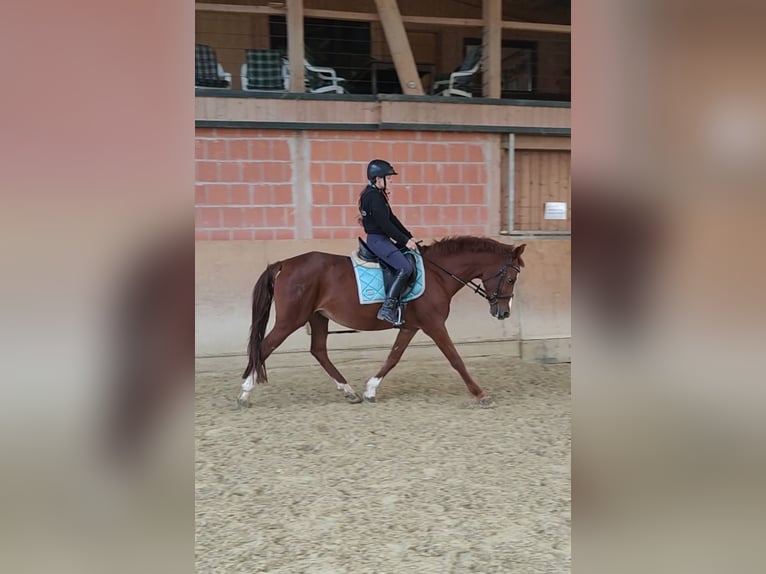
[{"xmin": 238, "ymin": 236, "xmax": 526, "ymax": 408}]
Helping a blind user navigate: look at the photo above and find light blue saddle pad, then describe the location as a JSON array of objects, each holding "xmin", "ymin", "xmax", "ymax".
[{"xmin": 351, "ymin": 250, "xmax": 426, "ymax": 305}]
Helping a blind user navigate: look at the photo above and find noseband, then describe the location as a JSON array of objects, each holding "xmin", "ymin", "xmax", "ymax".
[{"xmin": 484, "ymin": 261, "xmax": 522, "ymax": 304}]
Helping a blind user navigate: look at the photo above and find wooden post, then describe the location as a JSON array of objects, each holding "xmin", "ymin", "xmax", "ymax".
[
  {"xmin": 373, "ymin": 0, "xmax": 423, "ymax": 95},
  {"xmin": 286, "ymin": 0, "xmax": 305, "ymax": 93},
  {"xmin": 482, "ymin": 0, "xmax": 501, "ymax": 98}
]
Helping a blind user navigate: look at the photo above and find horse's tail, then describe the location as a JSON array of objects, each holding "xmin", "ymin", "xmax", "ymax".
[{"xmin": 242, "ymin": 262, "xmax": 281, "ymax": 382}]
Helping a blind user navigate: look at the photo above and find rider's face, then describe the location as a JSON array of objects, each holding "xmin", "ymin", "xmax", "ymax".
[{"xmin": 374, "ymin": 176, "xmax": 386, "ymax": 190}]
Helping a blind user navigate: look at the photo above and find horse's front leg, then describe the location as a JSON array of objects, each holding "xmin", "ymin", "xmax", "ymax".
[
  {"xmin": 421, "ymin": 322, "xmax": 494, "ymax": 407},
  {"xmin": 363, "ymin": 327, "xmax": 419, "ymax": 402}
]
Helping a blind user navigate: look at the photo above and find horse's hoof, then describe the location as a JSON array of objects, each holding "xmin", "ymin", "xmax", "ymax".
[
  {"xmin": 345, "ymin": 393, "xmax": 363, "ymax": 404},
  {"xmin": 237, "ymin": 394, "xmax": 251, "ymax": 409},
  {"xmin": 363, "ymin": 395, "xmax": 376, "ymax": 404},
  {"xmin": 478, "ymin": 396, "xmax": 495, "ymax": 408}
]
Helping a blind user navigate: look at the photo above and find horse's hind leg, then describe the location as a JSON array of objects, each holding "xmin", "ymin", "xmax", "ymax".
[
  {"xmin": 239, "ymin": 317, "xmax": 306, "ymax": 406},
  {"xmin": 363, "ymin": 327, "xmax": 418, "ymax": 403},
  {"xmin": 308, "ymin": 313, "xmax": 361, "ymax": 404}
]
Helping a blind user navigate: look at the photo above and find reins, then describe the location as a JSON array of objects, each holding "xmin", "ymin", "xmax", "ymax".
[{"xmin": 413, "ymin": 244, "xmax": 520, "ymax": 303}]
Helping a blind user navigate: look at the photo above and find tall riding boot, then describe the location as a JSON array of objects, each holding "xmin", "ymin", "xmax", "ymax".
[{"xmin": 377, "ymin": 269, "xmax": 411, "ymax": 326}]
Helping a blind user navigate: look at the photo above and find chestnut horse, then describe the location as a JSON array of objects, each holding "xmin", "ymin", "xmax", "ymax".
[{"xmin": 239, "ymin": 236, "xmax": 525, "ymax": 408}]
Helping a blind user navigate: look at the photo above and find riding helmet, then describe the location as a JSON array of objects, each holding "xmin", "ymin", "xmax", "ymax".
[{"xmin": 367, "ymin": 159, "xmax": 398, "ymax": 181}]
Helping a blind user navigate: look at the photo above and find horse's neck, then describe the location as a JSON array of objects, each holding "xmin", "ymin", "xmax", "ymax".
[{"xmin": 432, "ymin": 252, "xmax": 495, "ymax": 293}]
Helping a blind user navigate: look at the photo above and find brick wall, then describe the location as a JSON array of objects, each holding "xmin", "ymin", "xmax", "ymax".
[{"xmin": 195, "ymin": 128, "xmax": 492, "ymax": 240}]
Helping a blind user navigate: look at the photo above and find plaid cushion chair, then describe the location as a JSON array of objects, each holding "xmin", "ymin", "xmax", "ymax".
[
  {"xmin": 241, "ymin": 49, "xmax": 287, "ymax": 91},
  {"xmin": 195, "ymin": 44, "xmax": 231, "ymax": 88}
]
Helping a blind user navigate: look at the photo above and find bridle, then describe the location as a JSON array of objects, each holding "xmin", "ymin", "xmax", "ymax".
[{"xmin": 417, "ymin": 251, "xmax": 521, "ymax": 304}]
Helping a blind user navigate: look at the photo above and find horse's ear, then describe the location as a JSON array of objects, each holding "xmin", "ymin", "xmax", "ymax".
[{"xmin": 513, "ymin": 243, "xmax": 526, "ymax": 267}]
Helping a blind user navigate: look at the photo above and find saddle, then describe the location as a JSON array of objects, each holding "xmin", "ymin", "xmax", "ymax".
[{"xmin": 356, "ymin": 237, "xmax": 418, "ymax": 299}]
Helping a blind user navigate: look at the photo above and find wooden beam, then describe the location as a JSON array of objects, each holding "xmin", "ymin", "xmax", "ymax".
[
  {"xmin": 482, "ymin": 0, "xmax": 502, "ymax": 98},
  {"xmin": 195, "ymin": 4, "xmax": 571, "ymax": 34},
  {"xmin": 373, "ymin": 0, "xmax": 423, "ymax": 96},
  {"xmin": 286, "ymin": 0, "xmax": 304, "ymax": 93}
]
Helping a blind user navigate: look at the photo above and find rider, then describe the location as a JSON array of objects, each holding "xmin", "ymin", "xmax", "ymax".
[{"xmin": 359, "ymin": 159, "xmax": 420, "ymax": 326}]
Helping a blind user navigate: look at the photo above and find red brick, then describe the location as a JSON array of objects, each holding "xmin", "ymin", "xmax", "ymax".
[
  {"xmin": 449, "ymin": 186, "xmax": 467, "ymax": 204},
  {"xmin": 350, "ymin": 141, "xmax": 371, "ymax": 161},
  {"xmin": 196, "ymin": 161, "xmax": 217, "ymax": 182},
  {"xmin": 272, "ymin": 140, "xmax": 290, "ymax": 161},
  {"xmin": 324, "ymin": 206, "xmax": 345, "ymax": 226},
  {"xmin": 263, "ymin": 162, "xmax": 286, "ymax": 182},
  {"xmin": 369, "ymin": 142, "xmax": 391, "ymax": 160},
  {"xmin": 242, "ymin": 207, "xmax": 266, "ymax": 227},
  {"xmin": 332, "ymin": 227, "xmax": 356, "ymax": 239},
  {"xmin": 312, "ymin": 141, "xmax": 331, "ymax": 161},
  {"xmin": 220, "ymin": 162, "xmax": 241, "ymax": 182},
  {"xmin": 324, "ymin": 163, "xmax": 343, "ymax": 183},
  {"xmin": 311, "ymin": 207, "xmax": 324, "ymax": 226},
  {"xmin": 411, "ymin": 143, "xmax": 428, "ymax": 162},
  {"xmin": 275, "ymin": 228, "xmax": 295, "ymax": 240},
  {"xmin": 195, "ymin": 140, "xmax": 205, "ymax": 160},
  {"xmin": 462, "ymin": 206, "xmax": 480, "ymax": 224},
  {"xmin": 230, "ymin": 184, "xmax": 251, "ymax": 205},
  {"xmin": 207, "ymin": 140, "xmax": 227, "ymax": 160},
  {"xmin": 404, "ymin": 164, "xmax": 422, "ymax": 184},
  {"xmin": 195, "ymin": 230, "xmax": 208, "ymax": 240},
  {"xmin": 411, "ymin": 186, "xmax": 430, "ymax": 204},
  {"xmin": 195, "ymin": 185, "xmax": 206, "ymax": 205},
  {"xmin": 332, "ymin": 186, "xmax": 351, "ymax": 205},
  {"xmin": 207, "ymin": 184, "xmax": 229, "ymax": 205},
  {"xmin": 221, "ymin": 207, "xmax": 242, "ymax": 228},
  {"xmin": 430, "ymin": 144, "xmax": 448, "ymax": 162},
  {"xmin": 422, "ymin": 206, "xmax": 440, "ymax": 225},
  {"xmin": 403, "ymin": 206, "xmax": 422, "ymax": 225},
  {"xmin": 242, "ymin": 162, "xmax": 261, "ymax": 182},
  {"xmin": 273, "ymin": 185, "xmax": 293, "ymax": 205},
  {"xmin": 466, "ymin": 186, "xmax": 485, "ymax": 204},
  {"xmin": 390, "ymin": 187, "xmax": 411, "ymax": 204},
  {"xmin": 264, "ymin": 207, "xmax": 288, "ymax": 227},
  {"xmin": 313, "ymin": 228, "xmax": 332, "ymax": 239},
  {"xmin": 208, "ymin": 230, "xmax": 232, "ymax": 240},
  {"xmin": 227, "ymin": 140, "xmax": 248, "ymax": 160},
  {"xmin": 310, "ymin": 162, "xmax": 323, "ymax": 180},
  {"xmin": 195, "ymin": 207, "xmax": 220, "ymax": 228},
  {"xmin": 345, "ymin": 163, "xmax": 364, "ymax": 183},
  {"xmin": 391, "ymin": 142, "xmax": 409, "ymax": 163},
  {"xmin": 250, "ymin": 140, "xmax": 271, "ymax": 160},
  {"xmin": 443, "ymin": 164, "xmax": 461, "ymax": 184},
  {"xmin": 313, "ymin": 184, "xmax": 331, "ymax": 205},
  {"xmin": 466, "ymin": 145, "xmax": 484, "ymax": 162},
  {"xmin": 232, "ymin": 229, "xmax": 254, "ymax": 240},
  {"xmin": 253, "ymin": 229, "xmax": 276, "ymax": 240},
  {"xmin": 442, "ymin": 205, "xmax": 461, "ymax": 224},
  {"xmin": 422, "ymin": 164, "xmax": 440, "ymax": 184},
  {"xmin": 331, "ymin": 141, "xmax": 350, "ymax": 159},
  {"xmin": 251, "ymin": 185, "xmax": 271, "ymax": 205},
  {"xmin": 448, "ymin": 144, "xmax": 466, "ymax": 162},
  {"xmin": 431, "ymin": 187, "xmax": 448, "ymax": 205}
]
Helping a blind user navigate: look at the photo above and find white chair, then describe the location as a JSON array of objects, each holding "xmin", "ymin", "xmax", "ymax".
[{"xmin": 433, "ymin": 48, "xmax": 482, "ymax": 98}]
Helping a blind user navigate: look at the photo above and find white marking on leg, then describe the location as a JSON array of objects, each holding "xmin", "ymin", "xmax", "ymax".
[
  {"xmin": 364, "ymin": 376, "xmax": 383, "ymax": 400},
  {"xmin": 242, "ymin": 374, "xmax": 254, "ymax": 392},
  {"xmin": 333, "ymin": 379, "xmax": 358, "ymax": 396}
]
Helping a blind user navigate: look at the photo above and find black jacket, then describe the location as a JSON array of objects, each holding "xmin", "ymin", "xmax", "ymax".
[{"xmin": 359, "ymin": 185, "xmax": 412, "ymax": 246}]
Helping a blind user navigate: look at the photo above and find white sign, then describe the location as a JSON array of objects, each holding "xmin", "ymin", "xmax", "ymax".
[{"xmin": 544, "ymin": 202, "xmax": 568, "ymax": 220}]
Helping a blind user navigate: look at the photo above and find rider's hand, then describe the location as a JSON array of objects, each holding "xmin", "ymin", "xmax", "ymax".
[{"xmin": 406, "ymin": 238, "xmax": 419, "ymax": 252}]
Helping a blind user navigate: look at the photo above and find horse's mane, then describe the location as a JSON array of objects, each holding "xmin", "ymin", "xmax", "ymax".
[{"xmin": 420, "ymin": 236, "xmax": 516, "ymax": 258}]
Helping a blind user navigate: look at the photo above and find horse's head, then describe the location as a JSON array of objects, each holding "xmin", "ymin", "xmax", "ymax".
[{"xmin": 481, "ymin": 243, "xmax": 526, "ymax": 320}]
